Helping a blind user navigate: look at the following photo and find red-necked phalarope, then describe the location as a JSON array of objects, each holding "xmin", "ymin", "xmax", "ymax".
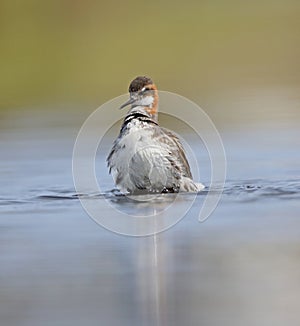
[{"xmin": 107, "ymin": 76, "xmax": 204, "ymax": 194}]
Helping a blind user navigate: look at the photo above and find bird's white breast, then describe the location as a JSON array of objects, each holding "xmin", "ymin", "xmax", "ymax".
[{"xmin": 110, "ymin": 122, "xmax": 172, "ymax": 192}]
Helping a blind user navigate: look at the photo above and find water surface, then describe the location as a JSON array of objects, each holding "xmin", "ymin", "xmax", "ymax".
[{"xmin": 1, "ymin": 104, "xmax": 300, "ymax": 326}]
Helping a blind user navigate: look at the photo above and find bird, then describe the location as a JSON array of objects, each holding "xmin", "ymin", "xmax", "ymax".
[{"xmin": 107, "ymin": 76, "xmax": 204, "ymax": 194}]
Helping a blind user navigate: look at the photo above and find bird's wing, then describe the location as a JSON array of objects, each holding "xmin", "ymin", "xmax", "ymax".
[
  {"xmin": 107, "ymin": 138, "xmax": 120, "ymax": 173},
  {"xmin": 160, "ymin": 127, "xmax": 193, "ymax": 179}
]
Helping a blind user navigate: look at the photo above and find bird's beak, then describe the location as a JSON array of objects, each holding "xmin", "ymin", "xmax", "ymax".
[{"xmin": 119, "ymin": 97, "xmax": 136, "ymax": 109}]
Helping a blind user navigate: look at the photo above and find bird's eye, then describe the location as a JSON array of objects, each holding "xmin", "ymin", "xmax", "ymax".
[{"xmin": 143, "ymin": 87, "xmax": 150, "ymax": 92}]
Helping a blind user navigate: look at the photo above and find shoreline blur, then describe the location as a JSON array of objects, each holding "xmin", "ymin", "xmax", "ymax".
[{"xmin": 0, "ymin": 0, "xmax": 299, "ymax": 110}]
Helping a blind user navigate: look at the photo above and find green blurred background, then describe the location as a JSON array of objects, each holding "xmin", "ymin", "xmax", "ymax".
[{"xmin": 0, "ymin": 0, "xmax": 299, "ymax": 115}]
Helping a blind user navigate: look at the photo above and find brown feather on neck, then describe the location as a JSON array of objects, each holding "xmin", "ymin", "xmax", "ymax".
[{"xmin": 144, "ymin": 83, "xmax": 158, "ymax": 119}]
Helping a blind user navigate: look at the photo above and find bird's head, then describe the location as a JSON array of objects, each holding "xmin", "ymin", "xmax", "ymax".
[{"xmin": 120, "ymin": 76, "xmax": 158, "ymax": 120}]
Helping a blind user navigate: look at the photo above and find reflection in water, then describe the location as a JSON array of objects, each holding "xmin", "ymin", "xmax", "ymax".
[{"xmin": 136, "ymin": 235, "xmax": 162, "ymax": 325}]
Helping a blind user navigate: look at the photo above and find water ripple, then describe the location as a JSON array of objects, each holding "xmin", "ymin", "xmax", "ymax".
[
  {"xmin": 222, "ymin": 179, "xmax": 300, "ymax": 202},
  {"xmin": 0, "ymin": 180, "xmax": 299, "ymax": 210}
]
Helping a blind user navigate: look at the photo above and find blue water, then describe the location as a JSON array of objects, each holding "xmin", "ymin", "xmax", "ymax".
[{"xmin": 0, "ymin": 107, "xmax": 300, "ymax": 326}]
